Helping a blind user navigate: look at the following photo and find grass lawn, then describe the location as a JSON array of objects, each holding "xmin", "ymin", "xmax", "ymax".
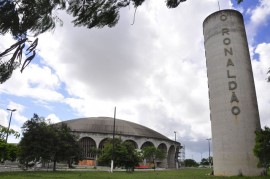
[{"xmin": 0, "ymin": 168, "xmax": 269, "ymax": 179}]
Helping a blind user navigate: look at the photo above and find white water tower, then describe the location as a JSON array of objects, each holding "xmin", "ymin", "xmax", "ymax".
[{"xmin": 203, "ymin": 9, "xmax": 263, "ymax": 176}]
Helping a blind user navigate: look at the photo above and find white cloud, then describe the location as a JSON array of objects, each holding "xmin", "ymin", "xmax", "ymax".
[
  {"xmin": 0, "ymin": 64, "xmax": 64, "ymax": 102},
  {"xmin": 0, "ymin": 109, "xmax": 8, "ymax": 126},
  {"xmin": 0, "ymin": 34, "xmax": 16, "ymax": 53},
  {"xmin": 249, "ymin": 0, "xmax": 270, "ymax": 25},
  {"xmin": 46, "ymin": 113, "xmax": 61, "ymax": 124},
  {"xmin": 246, "ymin": 0, "xmax": 270, "ymax": 42},
  {"xmin": 253, "ymin": 43, "xmax": 270, "ymax": 127}
]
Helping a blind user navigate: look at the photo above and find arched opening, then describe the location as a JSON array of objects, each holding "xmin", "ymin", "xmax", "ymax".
[
  {"xmin": 79, "ymin": 137, "xmax": 97, "ymax": 166},
  {"xmin": 167, "ymin": 145, "xmax": 176, "ymax": 168},
  {"xmin": 140, "ymin": 141, "xmax": 155, "ymax": 167},
  {"xmin": 123, "ymin": 139, "xmax": 138, "ymax": 149},
  {"xmin": 140, "ymin": 141, "xmax": 154, "ymax": 149},
  {"xmin": 79, "ymin": 137, "xmax": 96, "ymax": 159},
  {"xmin": 157, "ymin": 143, "xmax": 167, "ymax": 168},
  {"xmin": 98, "ymin": 138, "xmax": 109, "ymax": 149}
]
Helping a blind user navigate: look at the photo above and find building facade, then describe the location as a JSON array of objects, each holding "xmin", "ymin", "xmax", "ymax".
[{"xmin": 62, "ymin": 117, "xmax": 181, "ymax": 168}]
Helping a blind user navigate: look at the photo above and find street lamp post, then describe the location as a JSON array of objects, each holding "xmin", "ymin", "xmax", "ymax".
[
  {"xmin": 206, "ymin": 138, "xmax": 211, "ymax": 168},
  {"xmin": 6, "ymin": 108, "xmax": 16, "ymax": 143}
]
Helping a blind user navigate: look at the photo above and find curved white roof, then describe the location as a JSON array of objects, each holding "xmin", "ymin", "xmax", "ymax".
[{"xmin": 62, "ymin": 117, "xmax": 170, "ymax": 141}]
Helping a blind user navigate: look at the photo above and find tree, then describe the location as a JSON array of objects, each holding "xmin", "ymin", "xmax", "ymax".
[
  {"xmin": 98, "ymin": 138, "xmax": 141, "ymax": 171},
  {"xmin": 18, "ymin": 114, "xmax": 55, "ymax": 169},
  {"xmin": 18, "ymin": 114, "xmax": 82, "ymax": 171},
  {"xmin": 0, "ymin": 125, "xmax": 20, "ymax": 162},
  {"xmin": 184, "ymin": 159, "xmax": 198, "ymax": 167},
  {"xmin": 4, "ymin": 143, "xmax": 19, "ymax": 162},
  {"xmin": 253, "ymin": 126, "xmax": 270, "ymax": 175},
  {"xmin": 0, "ymin": 125, "xmax": 20, "ymax": 140},
  {"xmin": 200, "ymin": 158, "xmax": 209, "ymax": 166},
  {"xmin": 0, "ymin": 140, "xmax": 19, "ymax": 162},
  {"xmin": 51, "ymin": 123, "xmax": 82, "ymax": 170},
  {"xmin": 121, "ymin": 140, "xmax": 142, "ymax": 171},
  {"xmin": 200, "ymin": 157, "xmax": 213, "ymax": 167},
  {"xmin": 97, "ymin": 138, "xmax": 120, "ymax": 167},
  {"xmin": 142, "ymin": 146, "xmax": 166, "ymax": 169}
]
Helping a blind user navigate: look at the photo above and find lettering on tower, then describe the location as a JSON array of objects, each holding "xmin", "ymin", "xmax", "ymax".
[{"xmin": 220, "ymin": 14, "xmax": 240, "ymax": 115}]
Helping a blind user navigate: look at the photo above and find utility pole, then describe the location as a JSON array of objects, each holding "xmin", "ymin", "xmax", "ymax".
[{"xmin": 111, "ymin": 107, "xmax": 116, "ymax": 173}]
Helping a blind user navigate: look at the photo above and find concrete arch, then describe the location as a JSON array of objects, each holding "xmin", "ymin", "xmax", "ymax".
[
  {"xmin": 167, "ymin": 145, "xmax": 176, "ymax": 168},
  {"xmin": 123, "ymin": 139, "xmax": 138, "ymax": 149},
  {"xmin": 158, "ymin": 143, "xmax": 167, "ymax": 151},
  {"xmin": 98, "ymin": 138, "xmax": 109, "ymax": 149},
  {"xmin": 79, "ymin": 137, "xmax": 96, "ymax": 159},
  {"xmin": 157, "ymin": 143, "xmax": 168, "ymax": 168},
  {"xmin": 140, "ymin": 141, "xmax": 154, "ymax": 149}
]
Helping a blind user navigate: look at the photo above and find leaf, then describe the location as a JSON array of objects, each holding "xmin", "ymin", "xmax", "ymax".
[
  {"xmin": 0, "ymin": 38, "xmax": 27, "ymax": 57},
  {"xmin": 8, "ymin": 45, "xmax": 21, "ymax": 67},
  {"xmin": 166, "ymin": 0, "xmax": 186, "ymax": 8},
  {"xmin": 17, "ymin": 43, "xmax": 26, "ymax": 62},
  {"xmin": 20, "ymin": 51, "xmax": 36, "ymax": 73},
  {"xmin": 131, "ymin": 0, "xmax": 145, "ymax": 7},
  {"xmin": 26, "ymin": 38, "xmax": 38, "ymax": 54}
]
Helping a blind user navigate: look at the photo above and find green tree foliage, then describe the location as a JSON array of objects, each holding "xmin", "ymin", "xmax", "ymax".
[
  {"xmin": 98, "ymin": 138, "xmax": 141, "ymax": 171},
  {"xmin": 18, "ymin": 114, "xmax": 82, "ymax": 171},
  {"xmin": 142, "ymin": 146, "xmax": 166, "ymax": 169},
  {"xmin": 52, "ymin": 123, "xmax": 82, "ymax": 169},
  {"xmin": 0, "ymin": 141, "xmax": 19, "ymax": 162},
  {"xmin": 184, "ymin": 159, "xmax": 198, "ymax": 167},
  {"xmin": 4, "ymin": 143, "xmax": 19, "ymax": 161},
  {"xmin": 253, "ymin": 126, "xmax": 270, "ymax": 174},
  {"xmin": 200, "ymin": 158, "xmax": 209, "ymax": 166},
  {"xmin": 0, "ymin": 124, "xmax": 20, "ymax": 140},
  {"xmin": 18, "ymin": 114, "xmax": 55, "ymax": 168},
  {"xmin": 121, "ymin": 140, "xmax": 142, "ymax": 170},
  {"xmin": 200, "ymin": 157, "xmax": 213, "ymax": 166},
  {"xmin": 0, "ymin": 125, "xmax": 20, "ymax": 162}
]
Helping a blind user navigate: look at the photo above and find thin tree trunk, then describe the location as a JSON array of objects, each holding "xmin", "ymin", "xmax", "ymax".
[
  {"xmin": 68, "ymin": 160, "xmax": 72, "ymax": 168},
  {"xmin": 53, "ymin": 159, "xmax": 56, "ymax": 171}
]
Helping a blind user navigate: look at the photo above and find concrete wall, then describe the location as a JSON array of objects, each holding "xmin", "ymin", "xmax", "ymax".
[{"xmin": 203, "ymin": 10, "xmax": 263, "ymax": 176}]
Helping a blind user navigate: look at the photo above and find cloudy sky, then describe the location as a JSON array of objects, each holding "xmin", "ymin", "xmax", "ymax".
[{"xmin": 0, "ymin": 0, "xmax": 270, "ymax": 162}]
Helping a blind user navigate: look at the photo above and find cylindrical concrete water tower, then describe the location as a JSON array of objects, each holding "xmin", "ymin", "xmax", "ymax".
[{"xmin": 203, "ymin": 10, "xmax": 263, "ymax": 176}]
